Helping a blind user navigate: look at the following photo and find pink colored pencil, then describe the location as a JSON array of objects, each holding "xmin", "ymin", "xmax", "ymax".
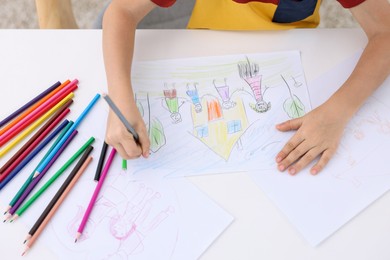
[
  {"xmin": 0, "ymin": 80, "xmax": 70, "ymax": 136},
  {"xmin": 0, "ymin": 79, "xmax": 78, "ymax": 147},
  {"xmin": 75, "ymin": 148, "xmax": 116, "ymax": 242},
  {"xmin": 22, "ymin": 156, "xmax": 93, "ymax": 255},
  {"xmin": 0, "ymin": 107, "xmax": 71, "ymax": 183},
  {"xmin": 0, "ymin": 99, "xmax": 72, "ymax": 175}
]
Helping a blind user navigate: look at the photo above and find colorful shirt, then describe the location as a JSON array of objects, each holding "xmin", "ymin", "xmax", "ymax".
[{"xmin": 151, "ymin": 0, "xmax": 366, "ymax": 30}]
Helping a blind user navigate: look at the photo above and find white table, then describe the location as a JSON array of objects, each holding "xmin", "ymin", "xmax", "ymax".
[{"xmin": 0, "ymin": 29, "xmax": 389, "ymax": 260}]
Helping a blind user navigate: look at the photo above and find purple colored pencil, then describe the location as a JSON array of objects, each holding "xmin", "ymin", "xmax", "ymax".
[
  {"xmin": 8, "ymin": 130, "xmax": 78, "ymax": 215},
  {"xmin": 0, "ymin": 81, "xmax": 61, "ymax": 128}
]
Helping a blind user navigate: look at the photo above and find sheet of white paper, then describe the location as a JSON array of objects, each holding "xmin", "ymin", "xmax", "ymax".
[
  {"xmin": 38, "ymin": 168, "xmax": 233, "ymax": 260},
  {"xmin": 248, "ymin": 51, "xmax": 390, "ymax": 246},
  {"xmin": 125, "ymin": 51, "xmax": 311, "ymax": 177}
]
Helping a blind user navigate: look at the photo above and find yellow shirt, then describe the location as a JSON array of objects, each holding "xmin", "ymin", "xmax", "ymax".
[{"xmin": 187, "ymin": 0, "xmax": 322, "ymax": 30}]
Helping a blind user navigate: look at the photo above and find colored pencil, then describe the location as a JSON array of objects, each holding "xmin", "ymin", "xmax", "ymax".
[
  {"xmin": 0, "ymin": 81, "xmax": 61, "ymax": 128},
  {"xmin": 0, "ymin": 93, "xmax": 74, "ymax": 157},
  {"xmin": 22, "ymin": 155, "xmax": 92, "ymax": 255},
  {"xmin": 0, "ymin": 82, "xmax": 77, "ymax": 146},
  {"xmin": 0, "ymin": 79, "xmax": 74, "ymax": 136},
  {"xmin": 75, "ymin": 148, "xmax": 116, "ymax": 242},
  {"xmin": 94, "ymin": 141, "xmax": 108, "ymax": 181},
  {"xmin": 0, "ymin": 108, "xmax": 70, "ymax": 183},
  {"xmin": 7, "ymin": 130, "xmax": 78, "ymax": 217},
  {"xmin": 12, "ymin": 140, "xmax": 95, "ymax": 221},
  {"xmin": 102, "ymin": 94, "xmax": 139, "ymax": 142},
  {"xmin": 0, "ymin": 120, "xmax": 69, "ymax": 191},
  {"xmin": 3, "ymin": 121, "xmax": 74, "ymax": 215},
  {"xmin": 33, "ymin": 93, "xmax": 100, "ymax": 178},
  {"xmin": 0, "ymin": 99, "xmax": 72, "ymax": 175},
  {"xmin": 122, "ymin": 159, "xmax": 127, "ymax": 170}
]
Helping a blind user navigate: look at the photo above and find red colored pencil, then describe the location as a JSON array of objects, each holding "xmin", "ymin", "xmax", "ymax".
[
  {"xmin": 0, "ymin": 80, "xmax": 71, "ymax": 135},
  {"xmin": 0, "ymin": 81, "xmax": 77, "ymax": 147},
  {"xmin": 0, "ymin": 104, "xmax": 71, "ymax": 182}
]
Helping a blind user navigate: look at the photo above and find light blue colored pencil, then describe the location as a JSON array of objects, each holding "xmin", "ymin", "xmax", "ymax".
[{"xmin": 33, "ymin": 93, "xmax": 100, "ymax": 178}]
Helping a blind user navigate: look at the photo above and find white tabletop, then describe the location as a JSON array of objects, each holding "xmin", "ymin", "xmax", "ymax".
[{"xmin": 0, "ymin": 29, "xmax": 389, "ymax": 260}]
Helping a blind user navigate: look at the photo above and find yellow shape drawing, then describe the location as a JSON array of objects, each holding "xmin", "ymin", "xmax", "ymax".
[{"xmin": 191, "ymin": 98, "xmax": 248, "ymax": 161}]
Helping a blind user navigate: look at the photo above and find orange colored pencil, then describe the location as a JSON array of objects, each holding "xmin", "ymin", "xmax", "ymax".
[
  {"xmin": 0, "ymin": 87, "xmax": 76, "ymax": 147},
  {"xmin": 22, "ymin": 156, "xmax": 93, "ymax": 255},
  {"xmin": 0, "ymin": 79, "xmax": 72, "ymax": 136}
]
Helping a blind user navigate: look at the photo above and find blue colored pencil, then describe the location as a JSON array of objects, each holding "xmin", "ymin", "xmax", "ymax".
[
  {"xmin": 0, "ymin": 120, "xmax": 68, "ymax": 191},
  {"xmin": 33, "ymin": 94, "xmax": 100, "ymax": 178},
  {"xmin": 0, "ymin": 81, "xmax": 61, "ymax": 128},
  {"xmin": 3, "ymin": 121, "xmax": 74, "ymax": 215}
]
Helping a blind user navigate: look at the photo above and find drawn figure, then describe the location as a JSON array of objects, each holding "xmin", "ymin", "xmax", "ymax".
[
  {"xmin": 186, "ymin": 83, "xmax": 202, "ymax": 113},
  {"xmin": 213, "ymin": 78, "xmax": 236, "ymax": 109},
  {"xmin": 163, "ymin": 84, "xmax": 183, "ymax": 123},
  {"xmin": 67, "ymin": 179, "xmax": 176, "ymax": 259},
  {"xmin": 238, "ymin": 57, "xmax": 270, "ymax": 113},
  {"xmin": 291, "ymin": 75, "xmax": 303, "ymax": 88},
  {"xmin": 281, "ymin": 75, "xmax": 305, "ymax": 118}
]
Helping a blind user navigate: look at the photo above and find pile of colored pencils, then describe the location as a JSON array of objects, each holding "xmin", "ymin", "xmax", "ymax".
[{"xmin": 0, "ymin": 80, "xmax": 115, "ymax": 255}]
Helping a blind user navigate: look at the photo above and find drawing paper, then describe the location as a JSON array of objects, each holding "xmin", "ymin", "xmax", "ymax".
[
  {"xmin": 127, "ymin": 51, "xmax": 311, "ymax": 177},
  {"xmin": 248, "ymin": 51, "xmax": 390, "ymax": 246}
]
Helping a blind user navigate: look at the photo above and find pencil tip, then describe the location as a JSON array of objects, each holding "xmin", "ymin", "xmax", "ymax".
[
  {"xmin": 23, "ymin": 240, "xmax": 26, "ymax": 244},
  {"xmin": 74, "ymin": 239, "xmax": 77, "ymax": 243},
  {"xmin": 9, "ymin": 219, "xmax": 13, "ymax": 223},
  {"xmin": 3, "ymin": 220, "xmax": 6, "ymax": 223}
]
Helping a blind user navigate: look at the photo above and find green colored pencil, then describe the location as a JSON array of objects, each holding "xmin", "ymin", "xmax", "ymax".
[
  {"xmin": 12, "ymin": 137, "xmax": 95, "ymax": 220},
  {"xmin": 5, "ymin": 121, "xmax": 74, "ymax": 214},
  {"xmin": 122, "ymin": 159, "xmax": 127, "ymax": 170}
]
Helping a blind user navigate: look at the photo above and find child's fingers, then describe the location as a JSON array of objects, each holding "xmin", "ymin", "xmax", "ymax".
[
  {"xmin": 138, "ymin": 130, "xmax": 150, "ymax": 158},
  {"xmin": 276, "ymin": 117, "xmax": 303, "ymax": 132},
  {"xmin": 120, "ymin": 132, "xmax": 142, "ymax": 159},
  {"xmin": 310, "ymin": 149, "xmax": 335, "ymax": 175}
]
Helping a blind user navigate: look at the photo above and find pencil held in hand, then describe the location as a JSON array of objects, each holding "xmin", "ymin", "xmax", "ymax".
[{"xmin": 102, "ymin": 93, "xmax": 139, "ymax": 142}]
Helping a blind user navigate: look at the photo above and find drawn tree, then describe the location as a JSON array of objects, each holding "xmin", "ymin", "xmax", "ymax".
[
  {"xmin": 281, "ymin": 75, "xmax": 305, "ymax": 118},
  {"xmin": 136, "ymin": 93, "xmax": 166, "ymax": 153}
]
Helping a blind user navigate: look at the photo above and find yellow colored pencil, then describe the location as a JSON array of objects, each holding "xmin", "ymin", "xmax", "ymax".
[{"xmin": 0, "ymin": 92, "xmax": 74, "ymax": 158}]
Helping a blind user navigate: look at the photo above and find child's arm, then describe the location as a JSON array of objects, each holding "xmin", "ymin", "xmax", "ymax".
[
  {"xmin": 275, "ymin": 0, "xmax": 390, "ymax": 175},
  {"xmin": 34, "ymin": 0, "xmax": 78, "ymax": 29},
  {"xmin": 102, "ymin": 0, "xmax": 156, "ymax": 159}
]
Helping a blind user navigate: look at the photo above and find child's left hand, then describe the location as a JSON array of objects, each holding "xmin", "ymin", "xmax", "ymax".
[{"xmin": 275, "ymin": 101, "xmax": 351, "ymax": 175}]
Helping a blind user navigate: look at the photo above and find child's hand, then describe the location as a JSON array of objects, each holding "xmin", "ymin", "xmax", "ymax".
[
  {"xmin": 275, "ymin": 101, "xmax": 351, "ymax": 175},
  {"xmin": 105, "ymin": 101, "xmax": 150, "ymax": 160}
]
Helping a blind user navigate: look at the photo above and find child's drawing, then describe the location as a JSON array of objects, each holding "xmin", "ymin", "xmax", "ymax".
[
  {"xmin": 238, "ymin": 57, "xmax": 271, "ymax": 113},
  {"xmin": 291, "ymin": 75, "xmax": 303, "ymax": 88},
  {"xmin": 329, "ymin": 97, "xmax": 390, "ymax": 187},
  {"xmin": 186, "ymin": 83, "xmax": 202, "ymax": 113},
  {"xmin": 127, "ymin": 51, "xmax": 311, "ymax": 176},
  {"xmin": 213, "ymin": 79, "xmax": 236, "ymax": 109},
  {"xmin": 162, "ymin": 84, "xmax": 184, "ymax": 124},
  {"xmin": 281, "ymin": 75, "xmax": 306, "ymax": 119},
  {"xmin": 136, "ymin": 93, "xmax": 166, "ymax": 153},
  {"xmin": 40, "ymin": 159, "xmax": 233, "ymax": 260}
]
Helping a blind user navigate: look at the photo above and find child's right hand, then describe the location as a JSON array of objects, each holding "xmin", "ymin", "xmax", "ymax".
[{"xmin": 105, "ymin": 100, "xmax": 150, "ymax": 160}]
